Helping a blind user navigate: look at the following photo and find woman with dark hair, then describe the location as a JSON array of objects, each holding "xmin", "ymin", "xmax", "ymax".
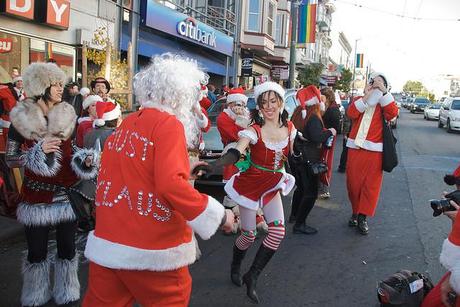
[
  {"xmin": 289, "ymin": 85, "xmax": 336, "ymax": 234},
  {"xmin": 6, "ymin": 62, "xmax": 99, "ymax": 306},
  {"xmin": 195, "ymin": 82, "xmax": 295, "ymax": 304},
  {"xmin": 319, "ymin": 87, "xmax": 341, "ymax": 199}
]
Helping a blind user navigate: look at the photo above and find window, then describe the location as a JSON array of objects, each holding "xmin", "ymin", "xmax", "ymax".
[
  {"xmin": 248, "ymin": 0, "xmax": 260, "ymax": 32},
  {"xmin": 275, "ymin": 14, "xmax": 282, "ymax": 45},
  {"xmin": 267, "ymin": 1, "xmax": 275, "ymax": 37}
]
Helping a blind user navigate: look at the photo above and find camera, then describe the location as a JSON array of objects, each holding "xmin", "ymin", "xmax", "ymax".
[{"xmin": 430, "ymin": 190, "xmax": 460, "ymax": 217}]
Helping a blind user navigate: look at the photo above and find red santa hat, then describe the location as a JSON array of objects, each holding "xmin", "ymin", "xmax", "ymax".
[
  {"xmin": 296, "ymin": 85, "xmax": 321, "ymax": 119},
  {"xmin": 444, "ymin": 164, "xmax": 460, "ymax": 186},
  {"xmin": 82, "ymin": 95, "xmax": 103, "ymax": 110},
  {"xmin": 94, "ymin": 101, "xmax": 121, "ymax": 127},
  {"xmin": 226, "ymin": 87, "xmax": 248, "ymax": 105}
]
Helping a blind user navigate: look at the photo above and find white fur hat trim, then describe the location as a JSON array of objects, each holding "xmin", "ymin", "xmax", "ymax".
[
  {"xmin": 23, "ymin": 62, "xmax": 66, "ymax": 97},
  {"xmin": 94, "ymin": 103, "xmax": 121, "ymax": 127},
  {"xmin": 80, "ymin": 87, "xmax": 90, "ymax": 96},
  {"xmin": 254, "ymin": 82, "xmax": 285, "ymax": 102},
  {"xmin": 305, "ymin": 96, "xmax": 320, "ymax": 106},
  {"xmin": 227, "ymin": 93, "xmax": 248, "ymax": 104},
  {"xmin": 82, "ymin": 95, "xmax": 103, "ymax": 110},
  {"xmin": 12, "ymin": 76, "xmax": 22, "ymax": 84}
]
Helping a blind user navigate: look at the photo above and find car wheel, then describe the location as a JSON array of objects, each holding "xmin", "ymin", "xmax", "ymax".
[
  {"xmin": 447, "ymin": 119, "xmax": 452, "ymax": 133},
  {"xmin": 438, "ymin": 119, "xmax": 444, "ymax": 128},
  {"xmin": 424, "ymin": 114, "xmax": 427, "ymax": 120}
]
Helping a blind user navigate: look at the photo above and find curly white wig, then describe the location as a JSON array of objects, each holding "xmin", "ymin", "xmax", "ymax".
[
  {"xmin": 23, "ymin": 62, "xmax": 66, "ymax": 97},
  {"xmin": 134, "ymin": 53, "xmax": 207, "ymax": 149}
]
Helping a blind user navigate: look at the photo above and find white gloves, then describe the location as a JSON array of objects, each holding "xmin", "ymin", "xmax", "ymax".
[{"xmin": 365, "ymin": 89, "xmax": 383, "ymax": 107}]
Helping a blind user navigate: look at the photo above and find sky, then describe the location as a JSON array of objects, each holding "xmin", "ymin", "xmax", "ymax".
[{"xmin": 330, "ymin": 0, "xmax": 460, "ymax": 92}]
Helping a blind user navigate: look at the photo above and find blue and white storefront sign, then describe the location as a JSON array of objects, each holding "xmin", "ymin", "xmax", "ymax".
[{"xmin": 142, "ymin": 0, "xmax": 234, "ymax": 57}]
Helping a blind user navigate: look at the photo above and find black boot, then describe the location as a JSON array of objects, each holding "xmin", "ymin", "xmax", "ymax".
[
  {"xmin": 231, "ymin": 245, "xmax": 247, "ymax": 287},
  {"xmin": 357, "ymin": 214, "xmax": 369, "ymax": 235},
  {"xmin": 242, "ymin": 245, "xmax": 276, "ymax": 304},
  {"xmin": 348, "ymin": 214, "xmax": 358, "ymax": 227}
]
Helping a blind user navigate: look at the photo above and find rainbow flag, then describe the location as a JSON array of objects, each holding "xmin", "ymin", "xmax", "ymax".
[
  {"xmin": 297, "ymin": 0, "xmax": 317, "ymax": 46},
  {"xmin": 356, "ymin": 53, "xmax": 364, "ymax": 68}
]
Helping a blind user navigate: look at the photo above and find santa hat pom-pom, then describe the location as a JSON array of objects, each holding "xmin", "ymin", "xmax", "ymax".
[
  {"xmin": 94, "ymin": 118, "xmax": 106, "ymax": 127},
  {"xmin": 301, "ymin": 109, "xmax": 307, "ymax": 119}
]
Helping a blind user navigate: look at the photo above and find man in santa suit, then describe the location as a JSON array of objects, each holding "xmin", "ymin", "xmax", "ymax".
[
  {"xmin": 83, "ymin": 54, "xmax": 234, "ymax": 307},
  {"xmin": 217, "ymin": 88, "xmax": 250, "ymax": 209},
  {"xmin": 346, "ymin": 72, "xmax": 399, "ymax": 235}
]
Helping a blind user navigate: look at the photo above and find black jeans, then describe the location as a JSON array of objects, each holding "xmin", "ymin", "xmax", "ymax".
[
  {"xmin": 25, "ymin": 220, "xmax": 77, "ymax": 263},
  {"xmin": 290, "ymin": 161, "xmax": 319, "ymax": 225}
]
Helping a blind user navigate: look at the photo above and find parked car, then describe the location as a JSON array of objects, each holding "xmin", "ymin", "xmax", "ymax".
[
  {"xmin": 410, "ymin": 97, "xmax": 430, "ymax": 113},
  {"xmin": 438, "ymin": 97, "xmax": 460, "ymax": 132},
  {"xmin": 424, "ymin": 104, "xmax": 441, "ymax": 120}
]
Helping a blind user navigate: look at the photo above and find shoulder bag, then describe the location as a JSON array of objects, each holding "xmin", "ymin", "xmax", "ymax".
[{"xmin": 381, "ymin": 112, "xmax": 398, "ymax": 173}]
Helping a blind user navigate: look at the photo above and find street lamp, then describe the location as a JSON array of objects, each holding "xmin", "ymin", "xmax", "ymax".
[{"xmin": 288, "ymin": 0, "xmax": 302, "ymax": 89}]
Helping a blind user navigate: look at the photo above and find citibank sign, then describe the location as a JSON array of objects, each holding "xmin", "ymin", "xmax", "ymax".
[{"xmin": 176, "ymin": 18, "xmax": 217, "ymax": 48}]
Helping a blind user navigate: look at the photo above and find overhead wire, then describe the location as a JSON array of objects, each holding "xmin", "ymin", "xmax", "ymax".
[{"xmin": 334, "ymin": 0, "xmax": 460, "ymax": 22}]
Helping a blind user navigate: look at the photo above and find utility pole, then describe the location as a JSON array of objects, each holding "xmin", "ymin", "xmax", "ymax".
[
  {"xmin": 351, "ymin": 38, "xmax": 359, "ymax": 100},
  {"xmin": 232, "ymin": 0, "xmax": 242, "ymax": 85},
  {"xmin": 288, "ymin": 0, "xmax": 299, "ymax": 89},
  {"xmin": 114, "ymin": 0, "xmax": 123, "ymax": 52}
]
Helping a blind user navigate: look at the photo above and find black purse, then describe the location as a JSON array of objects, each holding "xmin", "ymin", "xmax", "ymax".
[
  {"xmin": 293, "ymin": 133, "xmax": 328, "ymax": 175},
  {"xmin": 67, "ymin": 179, "xmax": 96, "ymax": 232},
  {"xmin": 381, "ymin": 112, "xmax": 398, "ymax": 173}
]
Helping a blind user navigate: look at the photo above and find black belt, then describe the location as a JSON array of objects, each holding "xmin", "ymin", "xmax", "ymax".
[{"xmin": 23, "ymin": 177, "xmax": 66, "ymax": 193}]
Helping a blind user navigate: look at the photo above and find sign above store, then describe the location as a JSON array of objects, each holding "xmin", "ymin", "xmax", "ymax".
[
  {"xmin": 0, "ymin": 38, "xmax": 13, "ymax": 53},
  {"xmin": 0, "ymin": 0, "xmax": 70, "ymax": 29},
  {"xmin": 141, "ymin": 0, "xmax": 233, "ymax": 57}
]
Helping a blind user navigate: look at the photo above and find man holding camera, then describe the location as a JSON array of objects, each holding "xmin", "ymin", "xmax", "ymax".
[
  {"xmin": 422, "ymin": 165, "xmax": 460, "ymax": 307},
  {"xmin": 345, "ymin": 73, "xmax": 399, "ymax": 235}
]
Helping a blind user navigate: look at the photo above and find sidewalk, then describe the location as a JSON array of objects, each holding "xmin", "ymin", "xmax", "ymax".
[{"xmin": 0, "ymin": 215, "xmax": 23, "ymax": 242}]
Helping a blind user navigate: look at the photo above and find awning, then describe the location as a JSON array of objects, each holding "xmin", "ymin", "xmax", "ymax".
[{"xmin": 122, "ymin": 29, "xmax": 228, "ymax": 76}]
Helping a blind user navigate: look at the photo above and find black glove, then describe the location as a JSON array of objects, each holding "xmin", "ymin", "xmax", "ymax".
[{"xmin": 192, "ymin": 148, "xmax": 241, "ymax": 177}]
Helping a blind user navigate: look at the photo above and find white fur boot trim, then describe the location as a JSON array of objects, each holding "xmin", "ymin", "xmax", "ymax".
[
  {"xmin": 21, "ymin": 258, "xmax": 52, "ymax": 307},
  {"xmin": 53, "ymin": 255, "xmax": 80, "ymax": 305}
]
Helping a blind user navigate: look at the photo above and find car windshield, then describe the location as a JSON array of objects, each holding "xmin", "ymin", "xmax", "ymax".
[
  {"xmin": 452, "ymin": 100, "xmax": 460, "ymax": 110},
  {"xmin": 415, "ymin": 98, "xmax": 429, "ymax": 104},
  {"xmin": 429, "ymin": 104, "xmax": 441, "ymax": 109}
]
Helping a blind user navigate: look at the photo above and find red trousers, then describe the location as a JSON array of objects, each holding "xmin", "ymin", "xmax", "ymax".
[
  {"xmin": 346, "ymin": 148, "xmax": 383, "ymax": 217},
  {"xmin": 83, "ymin": 262, "xmax": 192, "ymax": 307},
  {"xmin": 422, "ymin": 273, "xmax": 460, "ymax": 307}
]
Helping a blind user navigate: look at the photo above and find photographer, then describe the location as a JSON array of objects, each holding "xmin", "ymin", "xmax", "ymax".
[
  {"xmin": 290, "ymin": 85, "xmax": 336, "ymax": 234},
  {"xmin": 422, "ymin": 165, "xmax": 460, "ymax": 307}
]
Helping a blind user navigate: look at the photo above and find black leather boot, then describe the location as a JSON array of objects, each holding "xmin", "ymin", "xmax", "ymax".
[
  {"xmin": 357, "ymin": 214, "xmax": 369, "ymax": 235},
  {"xmin": 231, "ymin": 245, "xmax": 247, "ymax": 287},
  {"xmin": 348, "ymin": 214, "xmax": 358, "ymax": 227},
  {"xmin": 242, "ymin": 245, "xmax": 276, "ymax": 304}
]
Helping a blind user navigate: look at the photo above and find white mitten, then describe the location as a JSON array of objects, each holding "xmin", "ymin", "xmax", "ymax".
[{"xmin": 365, "ymin": 89, "xmax": 383, "ymax": 107}]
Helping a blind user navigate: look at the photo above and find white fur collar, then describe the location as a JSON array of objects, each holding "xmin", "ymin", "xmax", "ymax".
[{"xmin": 10, "ymin": 98, "xmax": 77, "ymax": 141}]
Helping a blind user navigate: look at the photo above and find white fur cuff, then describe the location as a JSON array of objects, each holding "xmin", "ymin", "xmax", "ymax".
[
  {"xmin": 440, "ymin": 238, "xmax": 460, "ymax": 271},
  {"xmin": 187, "ymin": 196, "xmax": 225, "ymax": 240},
  {"xmin": 238, "ymin": 129, "xmax": 258, "ymax": 144},
  {"xmin": 17, "ymin": 202, "xmax": 76, "ymax": 227},
  {"xmin": 379, "ymin": 93, "xmax": 394, "ymax": 107},
  {"xmin": 25, "ymin": 141, "xmax": 62, "ymax": 177},
  {"xmin": 53, "ymin": 255, "xmax": 80, "ymax": 304},
  {"xmin": 71, "ymin": 148, "xmax": 99, "ymax": 180},
  {"xmin": 196, "ymin": 114, "xmax": 209, "ymax": 129},
  {"xmin": 354, "ymin": 98, "xmax": 367, "ymax": 113}
]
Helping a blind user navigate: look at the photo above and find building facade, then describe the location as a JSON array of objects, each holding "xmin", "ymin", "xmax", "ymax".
[
  {"xmin": 121, "ymin": 0, "xmax": 235, "ymax": 88},
  {"xmin": 0, "ymin": 0, "xmax": 117, "ymax": 84}
]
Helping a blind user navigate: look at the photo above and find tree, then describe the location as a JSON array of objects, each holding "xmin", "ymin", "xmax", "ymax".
[
  {"xmin": 86, "ymin": 26, "xmax": 129, "ymax": 109},
  {"xmin": 297, "ymin": 63, "xmax": 324, "ymax": 87},
  {"xmin": 334, "ymin": 68, "xmax": 352, "ymax": 93},
  {"xmin": 403, "ymin": 80, "xmax": 424, "ymax": 96}
]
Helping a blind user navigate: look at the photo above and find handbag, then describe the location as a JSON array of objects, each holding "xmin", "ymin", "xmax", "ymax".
[
  {"xmin": 293, "ymin": 134, "xmax": 328, "ymax": 175},
  {"xmin": 67, "ymin": 179, "xmax": 96, "ymax": 232},
  {"xmin": 381, "ymin": 112, "xmax": 398, "ymax": 173}
]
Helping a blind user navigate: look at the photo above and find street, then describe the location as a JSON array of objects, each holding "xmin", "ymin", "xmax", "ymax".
[{"xmin": 0, "ymin": 108, "xmax": 459, "ymax": 307}]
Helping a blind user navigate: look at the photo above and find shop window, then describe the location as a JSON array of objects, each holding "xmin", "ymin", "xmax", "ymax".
[
  {"xmin": 30, "ymin": 39, "xmax": 75, "ymax": 82},
  {"xmin": 247, "ymin": 0, "xmax": 260, "ymax": 32},
  {"xmin": 0, "ymin": 32, "xmax": 23, "ymax": 83},
  {"xmin": 267, "ymin": 1, "xmax": 275, "ymax": 37}
]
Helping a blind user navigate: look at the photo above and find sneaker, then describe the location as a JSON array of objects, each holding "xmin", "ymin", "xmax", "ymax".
[
  {"xmin": 348, "ymin": 214, "xmax": 358, "ymax": 227},
  {"xmin": 319, "ymin": 192, "xmax": 330, "ymax": 199}
]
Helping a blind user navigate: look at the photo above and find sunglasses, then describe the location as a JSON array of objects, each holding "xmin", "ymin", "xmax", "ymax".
[{"xmin": 234, "ymin": 103, "xmax": 244, "ymax": 107}]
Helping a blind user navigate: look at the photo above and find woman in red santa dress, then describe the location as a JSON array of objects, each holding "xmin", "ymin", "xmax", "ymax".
[
  {"xmin": 196, "ymin": 81, "xmax": 296, "ymax": 304},
  {"xmin": 83, "ymin": 53, "xmax": 234, "ymax": 307},
  {"xmin": 346, "ymin": 72, "xmax": 399, "ymax": 235},
  {"xmin": 75, "ymin": 94, "xmax": 101, "ymax": 147}
]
